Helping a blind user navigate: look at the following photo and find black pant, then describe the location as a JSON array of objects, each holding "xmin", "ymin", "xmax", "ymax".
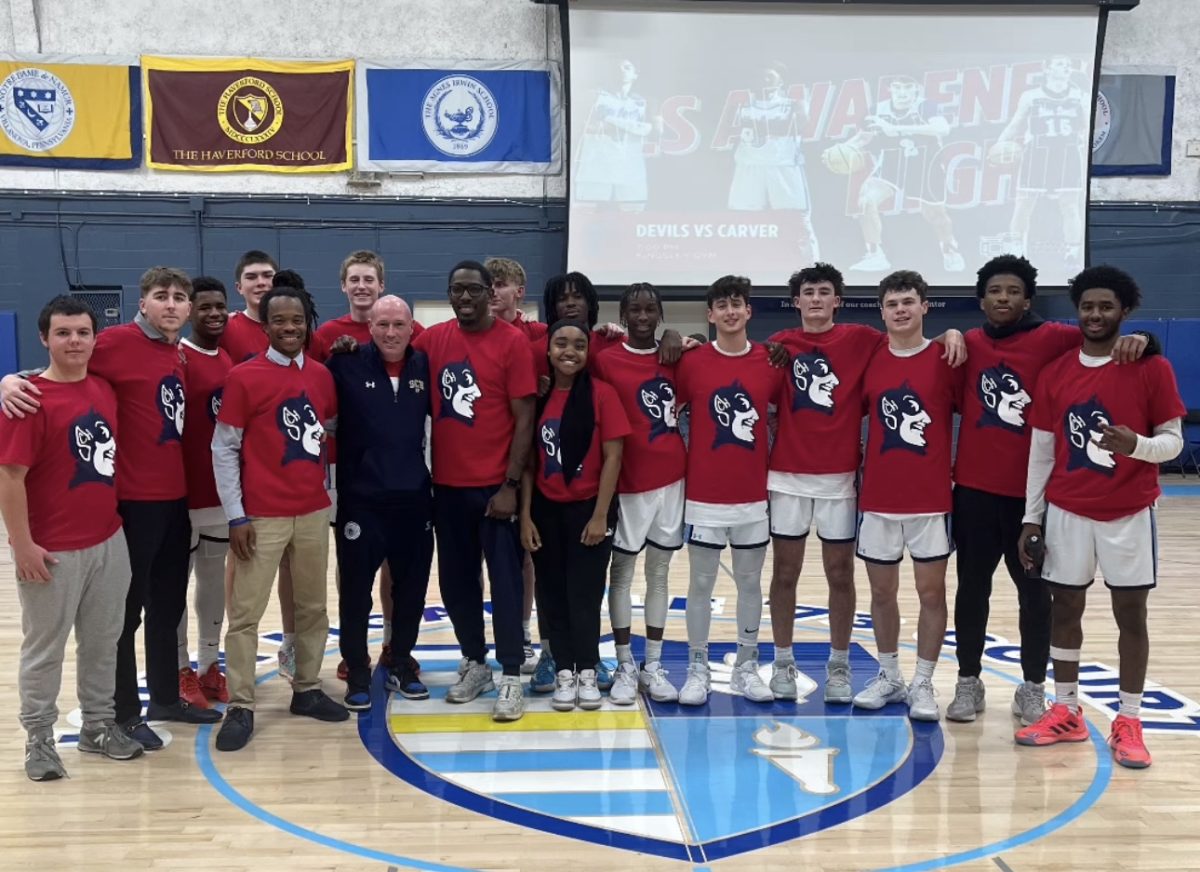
[
  {"xmin": 433, "ymin": 484, "xmax": 525, "ymax": 674},
  {"xmin": 529, "ymin": 491, "xmax": 615, "ymax": 674},
  {"xmin": 952, "ymin": 484, "xmax": 1050, "ymax": 683},
  {"xmin": 114, "ymin": 498, "xmax": 191, "ymax": 723},
  {"xmin": 336, "ymin": 496, "xmax": 433, "ymax": 690}
]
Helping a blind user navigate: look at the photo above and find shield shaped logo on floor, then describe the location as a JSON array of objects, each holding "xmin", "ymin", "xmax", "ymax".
[{"xmin": 360, "ymin": 639, "xmax": 943, "ymax": 862}]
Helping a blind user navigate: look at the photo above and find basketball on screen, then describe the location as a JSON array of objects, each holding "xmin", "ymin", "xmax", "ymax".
[{"xmin": 820, "ymin": 142, "xmax": 866, "ymax": 175}]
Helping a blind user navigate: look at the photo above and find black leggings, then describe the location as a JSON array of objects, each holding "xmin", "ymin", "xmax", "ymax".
[
  {"xmin": 530, "ymin": 491, "xmax": 615, "ymax": 673},
  {"xmin": 952, "ymin": 484, "xmax": 1051, "ymax": 683}
]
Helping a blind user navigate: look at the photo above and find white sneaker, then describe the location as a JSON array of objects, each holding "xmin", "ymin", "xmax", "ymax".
[
  {"xmin": 447, "ymin": 660, "xmax": 494, "ymax": 703},
  {"xmin": 946, "ymin": 676, "xmax": 986, "ymax": 722},
  {"xmin": 678, "ymin": 662, "xmax": 711, "ymax": 706},
  {"xmin": 639, "ymin": 662, "xmax": 678, "ymax": 703},
  {"xmin": 852, "ymin": 671, "xmax": 907, "ymax": 710},
  {"xmin": 520, "ymin": 642, "xmax": 538, "ymax": 675},
  {"xmin": 609, "ymin": 662, "xmax": 639, "ymax": 706},
  {"xmin": 731, "ymin": 659, "xmax": 774, "ymax": 703},
  {"xmin": 907, "ymin": 677, "xmax": 940, "ymax": 721},
  {"xmin": 551, "ymin": 669, "xmax": 577, "ymax": 711},
  {"xmin": 492, "ymin": 675, "xmax": 525, "ymax": 722},
  {"xmin": 1011, "ymin": 681, "xmax": 1047, "ymax": 726},
  {"xmin": 577, "ymin": 668, "xmax": 602, "ymax": 710},
  {"xmin": 770, "ymin": 660, "xmax": 798, "ymax": 701},
  {"xmin": 850, "ymin": 248, "xmax": 891, "ymax": 272},
  {"xmin": 824, "ymin": 661, "xmax": 853, "ymax": 704}
]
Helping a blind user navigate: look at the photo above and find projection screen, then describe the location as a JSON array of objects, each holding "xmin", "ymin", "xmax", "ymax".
[{"xmin": 567, "ymin": 2, "xmax": 1102, "ymax": 288}]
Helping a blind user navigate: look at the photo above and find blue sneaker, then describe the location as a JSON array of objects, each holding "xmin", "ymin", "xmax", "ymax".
[
  {"xmin": 595, "ymin": 660, "xmax": 615, "ymax": 692},
  {"xmin": 385, "ymin": 666, "xmax": 429, "ymax": 700},
  {"xmin": 343, "ymin": 688, "xmax": 371, "ymax": 712},
  {"xmin": 531, "ymin": 650, "xmax": 556, "ymax": 693}
]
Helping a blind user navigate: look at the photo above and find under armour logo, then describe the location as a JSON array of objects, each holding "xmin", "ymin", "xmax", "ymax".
[{"xmin": 365, "ymin": 380, "xmax": 376, "ymax": 389}]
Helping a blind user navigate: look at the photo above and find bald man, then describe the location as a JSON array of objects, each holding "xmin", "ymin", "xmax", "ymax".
[{"xmin": 325, "ymin": 296, "xmax": 434, "ymax": 710}]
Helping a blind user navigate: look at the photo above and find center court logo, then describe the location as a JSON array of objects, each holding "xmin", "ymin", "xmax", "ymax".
[
  {"xmin": 366, "ymin": 638, "xmax": 942, "ymax": 861},
  {"xmin": 422, "ymin": 75, "xmax": 498, "ymax": 157},
  {"xmin": 0, "ymin": 67, "xmax": 75, "ymax": 151},
  {"xmin": 217, "ymin": 76, "xmax": 284, "ymax": 144}
]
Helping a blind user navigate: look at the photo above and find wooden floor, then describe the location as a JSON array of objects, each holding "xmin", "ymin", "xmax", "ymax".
[{"xmin": 2, "ymin": 491, "xmax": 1198, "ymax": 871}]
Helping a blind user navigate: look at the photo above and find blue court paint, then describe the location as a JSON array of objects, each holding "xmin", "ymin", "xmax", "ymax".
[
  {"xmin": 1160, "ymin": 485, "xmax": 1200, "ymax": 497},
  {"xmin": 492, "ymin": 790, "xmax": 677, "ymax": 817}
]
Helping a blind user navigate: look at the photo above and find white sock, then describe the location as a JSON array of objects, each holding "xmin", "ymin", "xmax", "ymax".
[
  {"xmin": 615, "ymin": 643, "xmax": 633, "ymax": 665},
  {"xmin": 1118, "ymin": 690, "xmax": 1142, "ymax": 719},
  {"xmin": 1057, "ymin": 681, "xmax": 1079, "ymax": 712},
  {"xmin": 879, "ymin": 651, "xmax": 901, "ymax": 681},
  {"xmin": 644, "ymin": 638, "xmax": 663, "ymax": 665},
  {"xmin": 282, "ymin": 632, "xmax": 295, "ymax": 648},
  {"xmin": 775, "ymin": 646, "xmax": 794, "ymax": 664},
  {"xmin": 735, "ymin": 642, "xmax": 758, "ymax": 665},
  {"xmin": 522, "ymin": 619, "xmax": 531, "ymax": 642},
  {"xmin": 689, "ymin": 644, "xmax": 708, "ymax": 666},
  {"xmin": 914, "ymin": 657, "xmax": 936, "ymax": 683},
  {"xmin": 828, "ymin": 647, "xmax": 849, "ymax": 666},
  {"xmin": 383, "ymin": 620, "xmax": 392, "ymax": 646}
]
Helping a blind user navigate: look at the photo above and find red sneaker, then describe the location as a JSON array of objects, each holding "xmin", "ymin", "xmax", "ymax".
[
  {"xmin": 337, "ymin": 656, "xmax": 371, "ymax": 682},
  {"xmin": 1015, "ymin": 703, "xmax": 1088, "ymax": 746},
  {"xmin": 1109, "ymin": 715, "xmax": 1152, "ymax": 769},
  {"xmin": 379, "ymin": 644, "xmax": 393, "ymax": 669},
  {"xmin": 178, "ymin": 667, "xmax": 209, "ymax": 709},
  {"xmin": 198, "ymin": 663, "xmax": 229, "ymax": 704}
]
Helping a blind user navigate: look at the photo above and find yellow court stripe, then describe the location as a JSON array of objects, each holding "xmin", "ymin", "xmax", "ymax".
[{"xmin": 390, "ymin": 710, "xmax": 647, "ymax": 734}]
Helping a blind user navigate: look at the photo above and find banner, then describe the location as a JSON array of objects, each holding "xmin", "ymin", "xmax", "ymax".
[
  {"xmin": 1092, "ymin": 73, "xmax": 1175, "ymax": 176},
  {"xmin": 0, "ymin": 56, "xmax": 141, "ymax": 169},
  {"xmin": 143, "ymin": 56, "xmax": 352, "ymax": 173},
  {"xmin": 356, "ymin": 60, "xmax": 560, "ymax": 174}
]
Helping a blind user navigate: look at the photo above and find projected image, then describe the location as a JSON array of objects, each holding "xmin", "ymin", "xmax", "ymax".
[{"xmin": 568, "ymin": 5, "xmax": 1100, "ymax": 288}]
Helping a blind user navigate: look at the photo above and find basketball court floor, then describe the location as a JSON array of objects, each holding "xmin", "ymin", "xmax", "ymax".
[{"xmin": 1, "ymin": 488, "xmax": 1197, "ymax": 871}]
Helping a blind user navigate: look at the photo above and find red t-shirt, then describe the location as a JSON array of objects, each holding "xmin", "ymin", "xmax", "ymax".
[
  {"xmin": 89, "ymin": 322, "xmax": 187, "ymax": 502},
  {"xmin": 218, "ymin": 354, "xmax": 337, "ymax": 518},
  {"xmin": 181, "ymin": 340, "xmax": 232, "ymax": 511},
  {"xmin": 219, "ymin": 311, "xmax": 268, "ymax": 363},
  {"xmin": 509, "ymin": 312, "xmax": 548, "ymax": 341},
  {"xmin": 0, "ymin": 376, "xmax": 121, "ymax": 551},
  {"xmin": 592, "ymin": 343, "xmax": 687, "ymax": 494},
  {"xmin": 530, "ymin": 329, "xmax": 622, "ymax": 381},
  {"xmin": 954, "ymin": 322, "xmax": 1079, "ymax": 498},
  {"xmin": 414, "ymin": 318, "xmax": 537, "ymax": 487},
  {"xmin": 676, "ymin": 342, "xmax": 782, "ymax": 506},
  {"xmin": 309, "ymin": 314, "xmax": 426, "ymax": 363},
  {"xmin": 535, "ymin": 378, "xmax": 631, "ymax": 502},
  {"xmin": 1032, "ymin": 353, "xmax": 1185, "ymax": 521},
  {"xmin": 769, "ymin": 323, "xmax": 885, "ymax": 476},
  {"xmin": 860, "ymin": 343, "xmax": 958, "ymax": 514}
]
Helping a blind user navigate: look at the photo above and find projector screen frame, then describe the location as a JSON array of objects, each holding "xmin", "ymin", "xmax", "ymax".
[{"xmin": 554, "ymin": 0, "xmax": 1135, "ymax": 294}]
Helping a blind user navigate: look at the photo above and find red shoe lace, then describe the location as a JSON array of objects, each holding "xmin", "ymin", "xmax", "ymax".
[
  {"xmin": 1112, "ymin": 717, "xmax": 1143, "ymax": 745},
  {"xmin": 180, "ymin": 669, "xmax": 202, "ymax": 697}
]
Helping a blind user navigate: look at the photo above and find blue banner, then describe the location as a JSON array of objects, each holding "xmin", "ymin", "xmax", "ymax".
[
  {"xmin": 356, "ymin": 61, "xmax": 561, "ymax": 174},
  {"xmin": 1092, "ymin": 73, "xmax": 1175, "ymax": 177}
]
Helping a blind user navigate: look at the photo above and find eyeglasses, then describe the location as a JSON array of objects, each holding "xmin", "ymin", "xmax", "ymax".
[{"xmin": 449, "ymin": 282, "xmax": 489, "ymax": 298}]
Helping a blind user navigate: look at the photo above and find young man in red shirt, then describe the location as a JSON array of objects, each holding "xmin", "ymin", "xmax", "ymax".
[
  {"xmin": 949, "ymin": 256, "xmax": 1149, "ymax": 725},
  {"xmin": 0, "ymin": 296, "xmax": 144, "ymax": 780},
  {"xmin": 676, "ymin": 275, "xmax": 784, "ymax": 706},
  {"xmin": 220, "ymin": 251, "xmax": 277, "ymax": 363},
  {"xmin": 854, "ymin": 270, "xmax": 958, "ymax": 722},
  {"xmin": 213, "ymin": 285, "xmax": 348, "ymax": 751},
  {"xmin": 486, "ymin": 256, "xmax": 545, "ymax": 675},
  {"xmin": 1016, "ymin": 266, "xmax": 1184, "ymax": 769},
  {"xmin": 176, "ymin": 277, "xmax": 233, "ymax": 709},
  {"xmin": 592, "ymin": 283, "xmax": 687, "ymax": 704},
  {"xmin": 413, "ymin": 260, "xmax": 537, "ymax": 722}
]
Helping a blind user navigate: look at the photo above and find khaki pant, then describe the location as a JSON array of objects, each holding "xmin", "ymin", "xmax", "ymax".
[{"xmin": 226, "ymin": 510, "xmax": 330, "ymax": 708}]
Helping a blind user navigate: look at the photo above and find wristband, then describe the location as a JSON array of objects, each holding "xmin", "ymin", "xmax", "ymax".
[{"xmin": 229, "ymin": 517, "xmax": 251, "ymax": 528}]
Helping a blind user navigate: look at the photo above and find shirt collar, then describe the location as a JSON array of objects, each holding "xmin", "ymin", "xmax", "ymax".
[
  {"xmin": 134, "ymin": 311, "xmax": 177, "ymax": 344},
  {"xmin": 180, "ymin": 337, "xmax": 219, "ymax": 357},
  {"xmin": 266, "ymin": 346, "xmax": 305, "ymax": 369}
]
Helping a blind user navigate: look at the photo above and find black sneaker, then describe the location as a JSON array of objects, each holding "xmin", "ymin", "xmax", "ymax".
[
  {"xmin": 290, "ymin": 689, "xmax": 350, "ymax": 722},
  {"xmin": 215, "ymin": 707, "xmax": 254, "ymax": 752},
  {"xmin": 343, "ymin": 687, "xmax": 372, "ymax": 712},
  {"xmin": 120, "ymin": 718, "xmax": 164, "ymax": 751},
  {"xmin": 385, "ymin": 665, "xmax": 430, "ymax": 700},
  {"xmin": 146, "ymin": 699, "xmax": 223, "ymax": 724}
]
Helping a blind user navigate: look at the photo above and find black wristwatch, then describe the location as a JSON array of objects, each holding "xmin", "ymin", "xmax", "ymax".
[{"xmin": 503, "ymin": 477, "xmax": 520, "ymax": 490}]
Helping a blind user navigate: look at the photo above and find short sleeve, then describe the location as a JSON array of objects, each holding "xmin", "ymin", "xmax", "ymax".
[
  {"xmin": 217, "ymin": 370, "xmax": 251, "ymax": 428},
  {"xmin": 0, "ymin": 411, "xmax": 43, "ymax": 469},
  {"xmin": 597, "ymin": 382, "xmax": 632, "ymax": 441},
  {"xmin": 675, "ymin": 356, "xmax": 692, "ymax": 407},
  {"xmin": 1145, "ymin": 358, "xmax": 1187, "ymax": 426},
  {"xmin": 505, "ymin": 334, "xmax": 537, "ymax": 400},
  {"xmin": 1041, "ymin": 322, "xmax": 1082, "ymax": 359}
]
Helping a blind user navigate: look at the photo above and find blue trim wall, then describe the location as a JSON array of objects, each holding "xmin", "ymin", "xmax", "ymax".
[{"xmin": 1, "ymin": 195, "xmax": 1196, "ymax": 368}]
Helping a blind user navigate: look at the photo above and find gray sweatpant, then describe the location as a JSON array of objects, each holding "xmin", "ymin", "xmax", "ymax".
[{"xmin": 17, "ymin": 527, "xmax": 132, "ymax": 731}]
